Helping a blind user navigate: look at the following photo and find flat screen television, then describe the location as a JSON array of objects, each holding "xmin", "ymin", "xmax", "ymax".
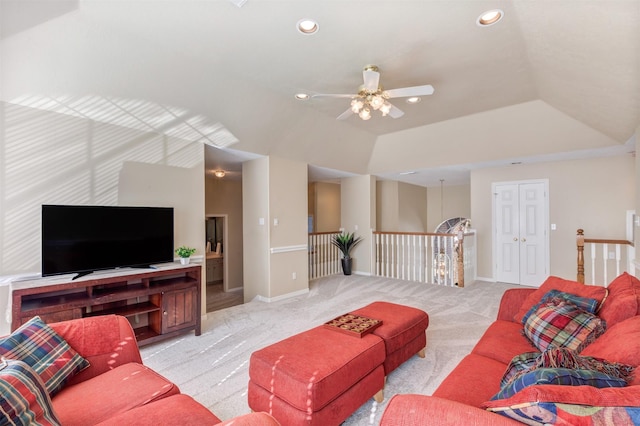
[{"xmin": 42, "ymin": 205, "xmax": 174, "ymax": 279}]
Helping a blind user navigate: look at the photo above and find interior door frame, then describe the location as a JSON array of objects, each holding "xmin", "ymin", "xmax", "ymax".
[
  {"xmin": 206, "ymin": 214, "xmax": 229, "ymax": 291},
  {"xmin": 492, "ymin": 179, "xmax": 550, "ymax": 285}
]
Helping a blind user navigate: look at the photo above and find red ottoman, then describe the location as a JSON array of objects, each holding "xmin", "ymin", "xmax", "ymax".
[
  {"xmin": 248, "ymin": 326, "xmax": 386, "ymax": 426},
  {"xmin": 351, "ymin": 301, "xmax": 429, "ymax": 375}
]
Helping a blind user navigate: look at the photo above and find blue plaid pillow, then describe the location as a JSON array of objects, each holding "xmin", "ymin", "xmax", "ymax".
[
  {"xmin": 521, "ymin": 289, "xmax": 599, "ymax": 325},
  {"xmin": 0, "ymin": 316, "xmax": 89, "ymax": 396},
  {"xmin": 524, "ymin": 300, "xmax": 606, "ymax": 352},
  {"xmin": 0, "ymin": 357, "xmax": 61, "ymax": 425},
  {"xmin": 492, "ymin": 368, "xmax": 627, "ymax": 400}
]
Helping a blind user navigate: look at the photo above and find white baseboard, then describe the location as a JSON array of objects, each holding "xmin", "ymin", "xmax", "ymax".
[
  {"xmin": 252, "ymin": 288, "xmax": 309, "ymax": 303},
  {"xmin": 353, "ymin": 270, "xmax": 371, "ymax": 276},
  {"xmin": 475, "ymin": 276, "xmax": 496, "ymax": 282}
]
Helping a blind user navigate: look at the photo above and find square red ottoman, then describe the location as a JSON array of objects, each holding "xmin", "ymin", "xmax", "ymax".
[
  {"xmin": 351, "ymin": 301, "xmax": 429, "ymax": 375},
  {"xmin": 248, "ymin": 326, "xmax": 386, "ymax": 426}
]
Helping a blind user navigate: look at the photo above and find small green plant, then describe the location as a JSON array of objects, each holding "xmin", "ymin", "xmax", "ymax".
[
  {"xmin": 175, "ymin": 246, "xmax": 196, "ymax": 258},
  {"xmin": 331, "ymin": 232, "xmax": 363, "ymax": 259}
]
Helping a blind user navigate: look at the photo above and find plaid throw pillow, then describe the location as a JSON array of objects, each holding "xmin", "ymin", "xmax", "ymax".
[
  {"xmin": 0, "ymin": 357, "xmax": 61, "ymax": 425},
  {"xmin": 520, "ymin": 289, "xmax": 599, "ymax": 325},
  {"xmin": 523, "ymin": 299, "xmax": 606, "ymax": 353},
  {"xmin": 0, "ymin": 316, "xmax": 89, "ymax": 396}
]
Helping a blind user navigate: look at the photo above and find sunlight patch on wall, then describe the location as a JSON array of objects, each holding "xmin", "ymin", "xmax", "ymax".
[{"xmin": 10, "ymin": 94, "xmax": 239, "ymax": 149}]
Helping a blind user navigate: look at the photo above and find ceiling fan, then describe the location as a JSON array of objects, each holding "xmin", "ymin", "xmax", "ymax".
[{"xmin": 312, "ymin": 65, "xmax": 434, "ymax": 121}]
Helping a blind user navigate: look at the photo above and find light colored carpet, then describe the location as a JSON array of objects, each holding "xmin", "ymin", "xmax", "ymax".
[{"xmin": 140, "ymin": 274, "xmax": 519, "ymax": 425}]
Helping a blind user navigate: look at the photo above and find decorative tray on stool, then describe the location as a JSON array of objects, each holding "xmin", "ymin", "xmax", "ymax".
[{"xmin": 323, "ymin": 314, "xmax": 383, "ymax": 338}]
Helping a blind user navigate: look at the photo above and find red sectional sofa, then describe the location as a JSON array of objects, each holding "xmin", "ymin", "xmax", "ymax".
[
  {"xmin": 1, "ymin": 315, "xmax": 280, "ymax": 426},
  {"xmin": 381, "ymin": 273, "xmax": 640, "ymax": 425}
]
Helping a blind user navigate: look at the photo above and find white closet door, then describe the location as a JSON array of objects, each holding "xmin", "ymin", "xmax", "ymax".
[{"xmin": 495, "ymin": 181, "xmax": 548, "ymax": 286}]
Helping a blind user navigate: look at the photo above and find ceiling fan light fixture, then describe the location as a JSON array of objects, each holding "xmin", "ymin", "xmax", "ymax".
[
  {"xmin": 351, "ymin": 98, "xmax": 364, "ymax": 113},
  {"xmin": 477, "ymin": 9, "xmax": 503, "ymax": 26},
  {"xmin": 380, "ymin": 102, "xmax": 391, "ymax": 116},
  {"xmin": 294, "ymin": 93, "xmax": 310, "ymax": 100},
  {"xmin": 359, "ymin": 108, "xmax": 371, "ymax": 120},
  {"xmin": 297, "ymin": 19, "xmax": 319, "ymax": 35}
]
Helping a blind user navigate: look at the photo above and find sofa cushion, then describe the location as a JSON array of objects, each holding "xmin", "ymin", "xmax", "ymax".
[
  {"xmin": 432, "ymin": 354, "xmax": 507, "ymax": 407},
  {"xmin": 0, "ymin": 358, "xmax": 61, "ymax": 426},
  {"xmin": 52, "ymin": 362, "xmax": 180, "ymax": 426},
  {"xmin": 514, "ymin": 276, "xmax": 607, "ymax": 323},
  {"xmin": 520, "ymin": 289, "xmax": 599, "ymax": 325},
  {"xmin": 94, "ymin": 394, "xmax": 222, "ymax": 426},
  {"xmin": 491, "ymin": 368, "xmax": 627, "ymax": 400},
  {"xmin": 472, "ymin": 320, "xmax": 537, "ymax": 365},
  {"xmin": 598, "ymin": 272, "xmax": 640, "ymax": 327},
  {"xmin": 483, "ymin": 384, "xmax": 640, "ymax": 426},
  {"xmin": 523, "ymin": 299, "xmax": 606, "ymax": 352},
  {"xmin": 0, "ymin": 316, "xmax": 89, "ymax": 396}
]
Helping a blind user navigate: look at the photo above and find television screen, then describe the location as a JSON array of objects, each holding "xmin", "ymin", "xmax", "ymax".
[{"xmin": 42, "ymin": 205, "xmax": 174, "ymax": 278}]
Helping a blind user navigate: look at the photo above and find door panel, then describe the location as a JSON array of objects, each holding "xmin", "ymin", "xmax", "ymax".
[{"xmin": 495, "ymin": 181, "xmax": 548, "ymax": 286}]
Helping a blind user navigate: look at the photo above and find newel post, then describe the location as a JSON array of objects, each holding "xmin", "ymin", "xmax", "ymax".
[
  {"xmin": 456, "ymin": 230, "xmax": 465, "ymax": 288},
  {"xmin": 577, "ymin": 229, "xmax": 585, "ymax": 284}
]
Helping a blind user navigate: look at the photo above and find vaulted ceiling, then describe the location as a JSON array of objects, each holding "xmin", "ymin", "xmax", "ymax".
[{"xmin": 2, "ymin": 0, "xmax": 639, "ymax": 186}]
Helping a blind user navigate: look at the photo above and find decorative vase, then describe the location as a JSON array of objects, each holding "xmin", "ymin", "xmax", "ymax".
[
  {"xmin": 341, "ymin": 258, "xmax": 352, "ymax": 275},
  {"xmin": 180, "ymin": 257, "xmax": 190, "ymax": 265}
]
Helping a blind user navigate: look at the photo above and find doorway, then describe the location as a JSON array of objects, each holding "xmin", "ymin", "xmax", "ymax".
[
  {"xmin": 205, "ymin": 215, "xmax": 242, "ymax": 312},
  {"xmin": 493, "ymin": 179, "xmax": 549, "ymax": 286}
]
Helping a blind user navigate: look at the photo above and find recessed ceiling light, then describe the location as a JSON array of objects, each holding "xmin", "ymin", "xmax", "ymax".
[
  {"xmin": 399, "ymin": 171, "xmax": 417, "ymax": 175},
  {"xmin": 294, "ymin": 93, "xmax": 310, "ymax": 100},
  {"xmin": 406, "ymin": 97, "xmax": 421, "ymax": 104},
  {"xmin": 477, "ymin": 9, "xmax": 504, "ymax": 27},
  {"xmin": 297, "ymin": 19, "xmax": 319, "ymax": 35}
]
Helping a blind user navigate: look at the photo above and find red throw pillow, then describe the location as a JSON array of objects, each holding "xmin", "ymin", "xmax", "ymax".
[
  {"xmin": 514, "ymin": 276, "xmax": 608, "ymax": 324},
  {"xmin": 581, "ymin": 315, "xmax": 640, "ymax": 368},
  {"xmin": 598, "ymin": 273, "xmax": 640, "ymax": 327}
]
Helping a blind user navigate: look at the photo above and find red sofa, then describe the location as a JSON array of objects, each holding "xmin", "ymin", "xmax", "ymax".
[
  {"xmin": 381, "ymin": 273, "xmax": 640, "ymax": 425},
  {"xmin": 11, "ymin": 315, "xmax": 280, "ymax": 426}
]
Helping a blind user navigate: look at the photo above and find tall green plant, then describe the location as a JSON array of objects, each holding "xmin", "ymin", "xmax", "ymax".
[{"xmin": 331, "ymin": 232, "xmax": 363, "ymax": 259}]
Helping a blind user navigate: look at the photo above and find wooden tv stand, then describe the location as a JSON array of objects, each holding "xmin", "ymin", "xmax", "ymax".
[{"xmin": 10, "ymin": 264, "xmax": 201, "ymax": 346}]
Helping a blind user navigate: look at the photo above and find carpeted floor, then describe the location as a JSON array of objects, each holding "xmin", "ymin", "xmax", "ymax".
[{"xmin": 140, "ymin": 274, "xmax": 519, "ymax": 425}]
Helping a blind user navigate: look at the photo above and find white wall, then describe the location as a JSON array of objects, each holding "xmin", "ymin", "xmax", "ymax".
[
  {"xmin": 471, "ymin": 155, "xmax": 635, "ymax": 281},
  {"xmin": 0, "ymin": 102, "xmax": 205, "ymax": 334}
]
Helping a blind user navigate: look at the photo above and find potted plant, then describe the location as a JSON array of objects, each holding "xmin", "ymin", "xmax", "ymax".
[
  {"xmin": 331, "ymin": 232, "xmax": 363, "ymax": 275},
  {"xmin": 175, "ymin": 246, "xmax": 196, "ymax": 265}
]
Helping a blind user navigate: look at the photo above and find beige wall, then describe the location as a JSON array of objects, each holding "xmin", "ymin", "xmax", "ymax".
[
  {"xmin": 377, "ymin": 180, "xmax": 428, "ymax": 232},
  {"xmin": 376, "ymin": 180, "xmax": 399, "ymax": 231},
  {"xmin": 308, "ymin": 182, "xmax": 341, "ymax": 233},
  {"xmin": 398, "ymin": 182, "xmax": 428, "ymax": 232},
  {"xmin": 0, "ymin": 102, "xmax": 205, "ymax": 334},
  {"xmin": 426, "ymin": 184, "xmax": 471, "ymax": 231},
  {"xmin": 242, "ymin": 157, "xmax": 270, "ymax": 301},
  {"xmin": 471, "ymin": 156, "xmax": 635, "ymax": 281},
  {"xmin": 205, "ymin": 177, "xmax": 243, "ymax": 290},
  {"xmin": 242, "ymin": 156, "xmax": 309, "ymax": 301},
  {"xmin": 341, "ymin": 175, "xmax": 376, "ymax": 274}
]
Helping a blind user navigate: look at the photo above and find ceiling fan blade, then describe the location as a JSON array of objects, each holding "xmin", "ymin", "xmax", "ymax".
[
  {"xmin": 387, "ymin": 102, "xmax": 405, "ymax": 119},
  {"xmin": 337, "ymin": 108, "xmax": 354, "ymax": 120},
  {"xmin": 386, "ymin": 84, "xmax": 434, "ymax": 98},
  {"xmin": 363, "ymin": 69, "xmax": 380, "ymax": 92},
  {"xmin": 311, "ymin": 94, "xmax": 356, "ymax": 99}
]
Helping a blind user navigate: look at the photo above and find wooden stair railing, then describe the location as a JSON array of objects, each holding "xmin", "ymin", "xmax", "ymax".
[{"xmin": 577, "ymin": 228, "xmax": 634, "ymax": 284}]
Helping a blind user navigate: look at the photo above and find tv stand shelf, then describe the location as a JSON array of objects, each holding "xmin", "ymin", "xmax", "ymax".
[{"xmin": 11, "ymin": 264, "xmax": 201, "ymax": 346}]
